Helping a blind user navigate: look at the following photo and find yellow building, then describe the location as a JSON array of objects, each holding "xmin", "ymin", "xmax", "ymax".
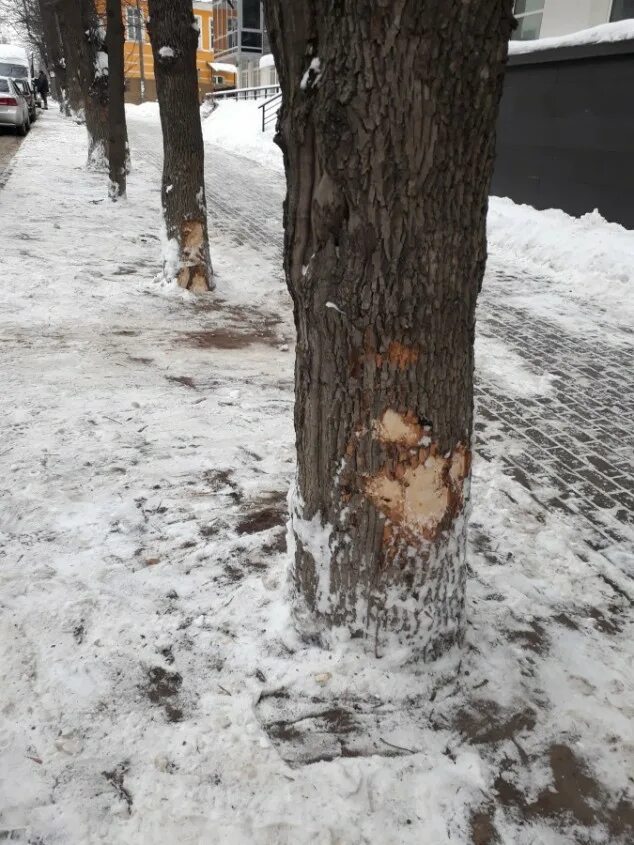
[{"xmin": 118, "ymin": 0, "xmax": 237, "ymax": 103}]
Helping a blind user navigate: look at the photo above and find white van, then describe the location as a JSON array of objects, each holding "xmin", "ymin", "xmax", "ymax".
[
  {"xmin": 0, "ymin": 44, "xmax": 39, "ymax": 122},
  {"xmin": 0, "ymin": 44, "xmax": 31, "ymax": 83}
]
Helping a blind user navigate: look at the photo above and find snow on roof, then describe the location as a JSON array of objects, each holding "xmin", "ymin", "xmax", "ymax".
[
  {"xmin": 259, "ymin": 53, "xmax": 276, "ymax": 69},
  {"xmin": 0, "ymin": 44, "xmax": 29, "ymax": 63},
  {"xmin": 509, "ymin": 19, "xmax": 634, "ymax": 55},
  {"xmin": 210, "ymin": 62, "xmax": 237, "ymax": 75}
]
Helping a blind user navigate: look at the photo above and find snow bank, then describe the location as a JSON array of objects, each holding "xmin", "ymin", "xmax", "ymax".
[
  {"xmin": 125, "ymin": 100, "xmax": 160, "ymax": 122},
  {"xmin": 509, "ymin": 20, "xmax": 634, "ymax": 55},
  {"xmin": 488, "ymin": 197, "xmax": 634, "ymax": 321},
  {"xmin": 202, "ymin": 98, "xmax": 283, "ymax": 173}
]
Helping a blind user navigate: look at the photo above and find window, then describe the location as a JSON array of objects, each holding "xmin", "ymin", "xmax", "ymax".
[
  {"xmin": 242, "ymin": 0, "xmax": 261, "ymax": 30},
  {"xmin": 193, "ymin": 14, "xmax": 203, "ymax": 49},
  {"xmin": 126, "ymin": 7, "xmax": 143, "ymax": 42},
  {"xmin": 213, "ymin": 75, "xmax": 224, "ymax": 85},
  {"xmin": 210, "ymin": 18, "xmax": 215, "ymax": 49},
  {"xmin": 0, "ymin": 78, "xmax": 10, "ymax": 92},
  {"xmin": 610, "ymin": 0, "xmax": 634, "ymax": 21},
  {"xmin": 512, "ymin": 0, "xmax": 544, "ymax": 41},
  {"xmin": 0, "ymin": 61, "xmax": 28, "ymax": 77}
]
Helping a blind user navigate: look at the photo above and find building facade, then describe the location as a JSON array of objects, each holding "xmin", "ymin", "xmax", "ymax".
[
  {"xmin": 513, "ymin": 0, "xmax": 634, "ymax": 40},
  {"xmin": 113, "ymin": 0, "xmax": 236, "ymax": 104},
  {"xmin": 212, "ymin": 0, "xmax": 265, "ymax": 71}
]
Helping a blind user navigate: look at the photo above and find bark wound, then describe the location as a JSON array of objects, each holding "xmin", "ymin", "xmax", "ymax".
[
  {"xmin": 365, "ymin": 411, "xmax": 470, "ymax": 545},
  {"xmin": 178, "ymin": 221, "xmax": 208, "ymax": 293}
]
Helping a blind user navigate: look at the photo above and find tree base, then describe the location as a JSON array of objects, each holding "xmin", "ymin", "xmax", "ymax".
[{"xmin": 288, "ymin": 488, "xmax": 468, "ymax": 665}]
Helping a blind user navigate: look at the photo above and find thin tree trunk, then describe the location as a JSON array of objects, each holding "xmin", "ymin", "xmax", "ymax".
[
  {"xmin": 147, "ymin": 0, "xmax": 213, "ymax": 293},
  {"xmin": 264, "ymin": 0, "xmax": 514, "ymax": 662},
  {"xmin": 106, "ymin": 0, "xmax": 128, "ymax": 199},
  {"xmin": 136, "ymin": 0, "xmax": 146, "ymax": 103}
]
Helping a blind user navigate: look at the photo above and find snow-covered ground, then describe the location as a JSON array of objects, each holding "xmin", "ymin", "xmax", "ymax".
[{"xmin": 0, "ymin": 108, "xmax": 632, "ymax": 845}]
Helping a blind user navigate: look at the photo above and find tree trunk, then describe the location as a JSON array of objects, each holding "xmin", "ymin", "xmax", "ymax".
[
  {"xmin": 38, "ymin": 1, "xmax": 67, "ymax": 111},
  {"xmin": 80, "ymin": 0, "xmax": 109, "ymax": 169},
  {"xmin": 264, "ymin": 0, "xmax": 514, "ymax": 662},
  {"xmin": 147, "ymin": 0, "xmax": 213, "ymax": 293},
  {"xmin": 106, "ymin": 0, "xmax": 128, "ymax": 199},
  {"xmin": 49, "ymin": 0, "xmax": 84, "ymax": 115}
]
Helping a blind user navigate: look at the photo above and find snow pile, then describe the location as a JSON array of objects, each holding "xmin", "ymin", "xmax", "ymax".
[
  {"xmin": 211, "ymin": 61, "xmax": 238, "ymax": 75},
  {"xmin": 125, "ymin": 100, "xmax": 161, "ymax": 122},
  {"xmin": 488, "ymin": 197, "xmax": 634, "ymax": 322},
  {"xmin": 201, "ymin": 98, "xmax": 283, "ymax": 173},
  {"xmin": 259, "ymin": 53, "xmax": 276, "ymax": 69},
  {"xmin": 509, "ymin": 20, "xmax": 634, "ymax": 54}
]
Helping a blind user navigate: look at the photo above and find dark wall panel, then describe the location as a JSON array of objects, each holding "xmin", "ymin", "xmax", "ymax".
[{"xmin": 492, "ymin": 41, "xmax": 634, "ymax": 228}]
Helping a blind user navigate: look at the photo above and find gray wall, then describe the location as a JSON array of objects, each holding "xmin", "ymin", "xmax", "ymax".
[{"xmin": 492, "ymin": 40, "xmax": 634, "ymax": 228}]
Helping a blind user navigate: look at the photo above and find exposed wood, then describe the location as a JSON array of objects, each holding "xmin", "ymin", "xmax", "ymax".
[
  {"xmin": 147, "ymin": 0, "xmax": 213, "ymax": 292},
  {"xmin": 264, "ymin": 0, "xmax": 514, "ymax": 661}
]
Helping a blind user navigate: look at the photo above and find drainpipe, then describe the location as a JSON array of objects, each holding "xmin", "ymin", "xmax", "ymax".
[{"xmin": 136, "ymin": 0, "xmax": 146, "ymax": 102}]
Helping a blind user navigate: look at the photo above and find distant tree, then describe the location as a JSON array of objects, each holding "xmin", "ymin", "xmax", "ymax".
[
  {"xmin": 79, "ymin": 0, "xmax": 109, "ymax": 168},
  {"xmin": 264, "ymin": 0, "xmax": 514, "ymax": 661},
  {"xmin": 147, "ymin": 0, "xmax": 213, "ymax": 292},
  {"xmin": 49, "ymin": 0, "xmax": 108, "ymax": 166},
  {"xmin": 37, "ymin": 0, "xmax": 70, "ymax": 111},
  {"xmin": 106, "ymin": 0, "xmax": 128, "ymax": 198}
]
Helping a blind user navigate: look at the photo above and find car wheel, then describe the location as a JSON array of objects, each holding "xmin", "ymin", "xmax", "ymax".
[{"xmin": 17, "ymin": 119, "xmax": 28, "ymax": 136}]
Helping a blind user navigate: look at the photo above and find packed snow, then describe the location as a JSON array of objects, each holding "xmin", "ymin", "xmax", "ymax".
[
  {"xmin": 211, "ymin": 62, "xmax": 238, "ymax": 75},
  {"xmin": 509, "ymin": 19, "xmax": 634, "ymax": 54},
  {"xmin": 0, "ymin": 104, "xmax": 632, "ymax": 845}
]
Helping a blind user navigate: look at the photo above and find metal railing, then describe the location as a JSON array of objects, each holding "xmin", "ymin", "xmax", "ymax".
[
  {"xmin": 209, "ymin": 83, "xmax": 281, "ymax": 102},
  {"xmin": 258, "ymin": 90, "xmax": 282, "ymax": 132}
]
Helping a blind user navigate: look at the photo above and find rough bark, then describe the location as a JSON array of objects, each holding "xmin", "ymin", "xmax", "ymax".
[
  {"xmin": 53, "ymin": 0, "xmax": 108, "ymax": 164},
  {"xmin": 49, "ymin": 0, "xmax": 83, "ymax": 115},
  {"xmin": 147, "ymin": 0, "xmax": 213, "ymax": 293},
  {"xmin": 264, "ymin": 0, "xmax": 514, "ymax": 662},
  {"xmin": 80, "ymin": 0, "xmax": 109, "ymax": 169},
  {"xmin": 38, "ymin": 1, "xmax": 68, "ymax": 111},
  {"xmin": 106, "ymin": 0, "xmax": 128, "ymax": 199}
]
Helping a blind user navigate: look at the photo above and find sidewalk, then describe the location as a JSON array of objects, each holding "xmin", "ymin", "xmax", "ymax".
[{"xmin": 0, "ymin": 108, "xmax": 632, "ymax": 845}]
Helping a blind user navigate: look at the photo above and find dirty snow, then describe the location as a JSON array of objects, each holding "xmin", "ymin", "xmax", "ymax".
[{"xmin": 0, "ymin": 108, "xmax": 632, "ymax": 845}]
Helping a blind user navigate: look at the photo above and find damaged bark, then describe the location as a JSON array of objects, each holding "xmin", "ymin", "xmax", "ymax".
[
  {"xmin": 147, "ymin": 0, "xmax": 213, "ymax": 292},
  {"xmin": 265, "ymin": 0, "xmax": 514, "ymax": 661}
]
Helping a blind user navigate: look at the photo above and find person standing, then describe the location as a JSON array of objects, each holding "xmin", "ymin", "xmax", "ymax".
[{"xmin": 36, "ymin": 70, "xmax": 50, "ymax": 110}]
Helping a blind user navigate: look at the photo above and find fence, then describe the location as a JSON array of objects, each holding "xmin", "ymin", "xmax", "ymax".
[{"xmin": 493, "ymin": 38, "xmax": 634, "ymax": 228}]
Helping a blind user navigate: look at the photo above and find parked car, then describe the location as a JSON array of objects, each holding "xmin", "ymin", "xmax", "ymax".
[
  {"xmin": 0, "ymin": 76, "xmax": 30, "ymax": 135},
  {"xmin": 11, "ymin": 78, "xmax": 38, "ymax": 123}
]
